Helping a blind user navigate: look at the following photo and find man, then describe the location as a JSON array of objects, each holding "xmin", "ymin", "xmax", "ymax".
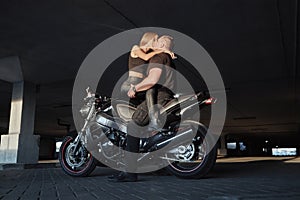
[{"xmin": 112, "ymin": 35, "xmax": 176, "ymax": 182}]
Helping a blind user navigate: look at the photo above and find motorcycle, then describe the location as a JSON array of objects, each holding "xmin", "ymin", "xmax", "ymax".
[{"xmin": 59, "ymin": 87, "xmax": 218, "ymax": 178}]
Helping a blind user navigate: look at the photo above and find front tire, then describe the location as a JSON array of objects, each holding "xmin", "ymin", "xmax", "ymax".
[
  {"xmin": 59, "ymin": 136, "xmax": 97, "ymax": 177},
  {"xmin": 165, "ymin": 123, "xmax": 217, "ymax": 179}
]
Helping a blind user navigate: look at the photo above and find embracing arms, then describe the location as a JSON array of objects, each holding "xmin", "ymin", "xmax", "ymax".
[
  {"xmin": 130, "ymin": 45, "xmax": 163, "ymax": 61},
  {"xmin": 127, "ymin": 68, "xmax": 162, "ymax": 98}
]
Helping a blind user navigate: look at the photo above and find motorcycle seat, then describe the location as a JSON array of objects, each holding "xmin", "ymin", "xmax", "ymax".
[
  {"xmin": 160, "ymin": 94, "xmax": 195, "ymax": 114},
  {"xmin": 110, "ymin": 99, "xmax": 137, "ymax": 122}
]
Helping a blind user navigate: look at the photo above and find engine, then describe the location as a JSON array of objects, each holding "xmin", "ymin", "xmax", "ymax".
[
  {"xmin": 83, "ymin": 113, "xmax": 126, "ymax": 159},
  {"xmin": 96, "ymin": 113, "xmax": 127, "ymax": 133}
]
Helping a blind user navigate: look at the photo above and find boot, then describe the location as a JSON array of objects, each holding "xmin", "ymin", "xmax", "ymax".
[
  {"xmin": 108, "ymin": 171, "xmax": 137, "ymax": 182},
  {"xmin": 146, "ymin": 88, "xmax": 159, "ymax": 131},
  {"xmin": 148, "ymin": 108, "xmax": 159, "ymax": 131},
  {"xmin": 109, "ymin": 134, "xmax": 139, "ymax": 182}
]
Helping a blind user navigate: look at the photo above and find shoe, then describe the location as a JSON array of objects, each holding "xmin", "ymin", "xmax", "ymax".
[
  {"xmin": 107, "ymin": 173, "xmax": 119, "ymax": 179},
  {"xmin": 109, "ymin": 172, "xmax": 138, "ymax": 182}
]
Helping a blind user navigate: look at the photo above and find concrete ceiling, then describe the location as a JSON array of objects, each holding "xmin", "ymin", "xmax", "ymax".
[{"xmin": 0, "ymin": 0, "xmax": 299, "ymax": 138}]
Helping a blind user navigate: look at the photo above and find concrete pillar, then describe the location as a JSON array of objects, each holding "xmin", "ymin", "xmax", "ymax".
[
  {"xmin": 218, "ymin": 134, "xmax": 227, "ymax": 156},
  {"xmin": 0, "ymin": 81, "xmax": 39, "ymax": 164}
]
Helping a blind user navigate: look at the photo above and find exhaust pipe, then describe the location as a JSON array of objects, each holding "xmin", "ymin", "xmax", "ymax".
[{"xmin": 154, "ymin": 128, "xmax": 194, "ymax": 150}]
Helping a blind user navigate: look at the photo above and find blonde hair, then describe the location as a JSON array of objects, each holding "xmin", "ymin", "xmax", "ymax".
[{"xmin": 139, "ymin": 32, "xmax": 158, "ymax": 47}]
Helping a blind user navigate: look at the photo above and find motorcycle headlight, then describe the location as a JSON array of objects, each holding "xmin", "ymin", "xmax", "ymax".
[{"xmin": 79, "ymin": 105, "xmax": 90, "ymax": 117}]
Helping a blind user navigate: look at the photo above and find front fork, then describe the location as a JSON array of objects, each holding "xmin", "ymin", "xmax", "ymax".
[{"xmin": 72, "ymin": 103, "xmax": 96, "ymax": 155}]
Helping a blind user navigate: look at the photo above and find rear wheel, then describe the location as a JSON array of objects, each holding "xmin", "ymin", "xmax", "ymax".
[
  {"xmin": 59, "ymin": 136, "xmax": 97, "ymax": 177},
  {"xmin": 165, "ymin": 123, "xmax": 217, "ymax": 179}
]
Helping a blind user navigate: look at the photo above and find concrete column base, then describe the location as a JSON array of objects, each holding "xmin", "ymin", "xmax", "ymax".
[
  {"xmin": 218, "ymin": 134, "xmax": 228, "ymax": 156},
  {"xmin": 218, "ymin": 148, "xmax": 228, "ymax": 156},
  {"xmin": 0, "ymin": 134, "xmax": 40, "ymax": 164}
]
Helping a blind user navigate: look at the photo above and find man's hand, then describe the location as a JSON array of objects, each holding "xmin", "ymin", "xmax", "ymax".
[{"xmin": 127, "ymin": 84, "xmax": 136, "ymax": 98}]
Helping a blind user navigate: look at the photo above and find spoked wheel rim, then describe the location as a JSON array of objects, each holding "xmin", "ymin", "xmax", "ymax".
[
  {"xmin": 62, "ymin": 139, "xmax": 93, "ymax": 173},
  {"xmin": 167, "ymin": 137, "xmax": 208, "ymax": 173}
]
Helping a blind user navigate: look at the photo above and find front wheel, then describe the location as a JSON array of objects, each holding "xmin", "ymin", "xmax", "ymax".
[
  {"xmin": 165, "ymin": 123, "xmax": 217, "ymax": 179},
  {"xmin": 59, "ymin": 136, "xmax": 97, "ymax": 177}
]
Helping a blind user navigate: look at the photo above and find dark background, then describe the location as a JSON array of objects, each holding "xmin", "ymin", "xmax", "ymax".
[{"xmin": 0, "ymin": 0, "xmax": 299, "ymax": 156}]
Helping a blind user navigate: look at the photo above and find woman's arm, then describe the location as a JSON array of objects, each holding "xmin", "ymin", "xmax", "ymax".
[{"xmin": 131, "ymin": 45, "xmax": 162, "ymax": 61}]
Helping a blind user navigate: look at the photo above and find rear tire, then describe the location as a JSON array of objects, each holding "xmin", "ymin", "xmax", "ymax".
[
  {"xmin": 59, "ymin": 136, "xmax": 97, "ymax": 177},
  {"xmin": 166, "ymin": 123, "xmax": 217, "ymax": 179}
]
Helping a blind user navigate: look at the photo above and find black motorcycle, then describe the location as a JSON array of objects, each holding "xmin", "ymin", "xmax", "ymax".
[{"xmin": 59, "ymin": 87, "xmax": 218, "ymax": 178}]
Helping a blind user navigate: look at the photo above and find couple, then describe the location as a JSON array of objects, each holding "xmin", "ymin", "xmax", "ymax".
[{"xmin": 111, "ymin": 32, "xmax": 177, "ymax": 182}]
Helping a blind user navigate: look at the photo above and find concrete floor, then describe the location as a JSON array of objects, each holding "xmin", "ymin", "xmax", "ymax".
[{"xmin": 0, "ymin": 157, "xmax": 300, "ymax": 200}]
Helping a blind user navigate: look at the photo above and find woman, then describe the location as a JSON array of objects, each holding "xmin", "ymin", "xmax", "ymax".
[
  {"xmin": 120, "ymin": 32, "xmax": 161, "ymax": 95},
  {"xmin": 122, "ymin": 32, "xmax": 176, "ymax": 130},
  {"xmin": 121, "ymin": 32, "xmax": 161, "ymax": 129},
  {"xmin": 129, "ymin": 35, "xmax": 176, "ymax": 130}
]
